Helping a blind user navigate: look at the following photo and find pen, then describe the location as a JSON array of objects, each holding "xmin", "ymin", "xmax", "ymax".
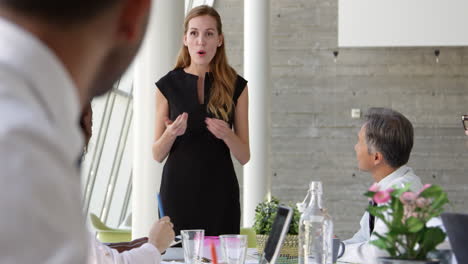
[{"xmin": 210, "ymin": 241, "xmax": 218, "ymax": 264}]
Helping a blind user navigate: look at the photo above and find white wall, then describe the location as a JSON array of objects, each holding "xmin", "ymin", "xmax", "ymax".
[{"xmin": 339, "ymin": 0, "xmax": 468, "ymax": 47}]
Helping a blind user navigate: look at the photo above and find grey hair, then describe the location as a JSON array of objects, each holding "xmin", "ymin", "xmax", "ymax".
[{"xmin": 364, "ymin": 107, "xmax": 414, "ymax": 168}]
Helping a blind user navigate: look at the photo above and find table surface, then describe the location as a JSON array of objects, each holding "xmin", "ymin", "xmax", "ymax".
[{"xmin": 161, "ymin": 248, "xmax": 356, "ymax": 264}]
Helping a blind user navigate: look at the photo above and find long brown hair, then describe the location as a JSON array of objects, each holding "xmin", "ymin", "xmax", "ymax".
[{"xmin": 174, "ymin": 5, "xmax": 237, "ymax": 121}]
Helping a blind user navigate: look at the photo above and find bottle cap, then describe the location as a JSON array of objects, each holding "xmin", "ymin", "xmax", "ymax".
[
  {"xmin": 309, "ymin": 181, "xmax": 323, "ymax": 194},
  {"xmin": 296, "ymin": 202, "xmax": 306, "ymax": 213}
]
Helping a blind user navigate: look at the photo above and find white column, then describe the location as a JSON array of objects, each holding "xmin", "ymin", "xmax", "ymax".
[
  {"xmin": 243, "ymin": 0, "xmax": 271, "ymax": 227},
  {"xmin": 132, "ymin": 0, "xmax": 184, "ymax": 239}
]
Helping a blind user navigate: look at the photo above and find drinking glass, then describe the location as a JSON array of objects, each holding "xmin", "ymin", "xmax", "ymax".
[
  {"xmin": 220, "ymin": 235, "xmax": 247, "ymax": 264},
  {"xmin": 181, "ymin": 229, "xmax": 205, "ymax": 264}
]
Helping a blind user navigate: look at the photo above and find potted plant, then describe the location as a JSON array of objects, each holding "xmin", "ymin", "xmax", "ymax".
[
  {"xmin": 365, "ymin": 183, "xmax": 449, "ymax": 264},
  {"xmin": 253, "ymin": 197, "xmax": 300, "ymax": 264}
]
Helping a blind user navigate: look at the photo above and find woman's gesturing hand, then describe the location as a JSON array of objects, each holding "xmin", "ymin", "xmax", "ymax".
[
  {"xmin": 205, "ymin": 117, "xmax": 233, "ymax": 140},
  {"xmin": 165, "ymin": 112, "xmax": 188, "ymax": 137}
]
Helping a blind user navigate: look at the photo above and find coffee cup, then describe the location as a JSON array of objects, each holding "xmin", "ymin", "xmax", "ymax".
[{"xmin": 333, "ymin": 238, "xmax": 345, "ymax": 263}]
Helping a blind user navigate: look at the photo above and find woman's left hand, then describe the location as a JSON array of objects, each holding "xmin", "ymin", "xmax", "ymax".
[{"xmin": 205, "ymin": 117, "xmax": 233, "ymax": 140}]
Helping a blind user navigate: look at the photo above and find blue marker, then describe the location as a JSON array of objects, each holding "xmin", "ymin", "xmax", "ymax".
[
  {"xmin": 157, "ymin": 193, "xmax": 165, "ymax": 217},
  {"xmin": 156, "ymin": 193, "xmax": 165, "ymax": 218}
]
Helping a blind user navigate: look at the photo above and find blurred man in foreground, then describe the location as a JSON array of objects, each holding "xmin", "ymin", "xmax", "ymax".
[{"xmin": 0, "ymin": 0, "xmax": 159, "ymax": 262}]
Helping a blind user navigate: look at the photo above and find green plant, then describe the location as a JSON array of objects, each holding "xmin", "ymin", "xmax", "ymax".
[
  {"xmin": 253, "ymin": 197, "xmax": 300, "ymax": 235},
  {"xmin": 365, "ymin": 183, "xmax": 449, "ymax": 260}
]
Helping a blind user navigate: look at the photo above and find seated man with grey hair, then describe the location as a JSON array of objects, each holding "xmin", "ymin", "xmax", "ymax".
[{"xmin": 339, "ymin": 107, "xmax": 423, "ymax": 263}]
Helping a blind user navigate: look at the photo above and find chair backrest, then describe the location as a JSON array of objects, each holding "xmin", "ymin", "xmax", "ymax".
[
  {"xmin": 441, "ymin": 212, "xmax": 468, "ymax": 264},
  {"xmin": 90, "ymin": 213, "xmax": 113, "ymax": 231},
  {"xmin": 240, "ymin": 227, "xmax": 257, "ymax": 248},
  {"xmin": 90, "ymin": 213, "xmax": 132, "ymax": 243}
]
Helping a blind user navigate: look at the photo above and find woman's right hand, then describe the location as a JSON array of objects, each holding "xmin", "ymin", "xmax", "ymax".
[{"xmin": 165, "ymin": 112, "xmax": 188, "ymax": 137}]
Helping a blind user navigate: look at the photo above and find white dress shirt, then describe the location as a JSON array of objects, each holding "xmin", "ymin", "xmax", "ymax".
[
  {"xmin": 88, "ymin": 237, "xmax": 162, "ymax": 264},
  {"xmin": 0, "ymin": 17, "xmax": 87, "ymax": 263},
  {"xmin": 0, "ymin": 16, "xmax": 163, "ymax": 264},
  {"xmin": 340, "ymin": 166, "xmax": 423, "ymax": 264}
]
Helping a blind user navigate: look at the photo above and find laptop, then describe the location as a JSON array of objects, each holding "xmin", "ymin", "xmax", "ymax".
[
  {"xmin": 258, "ymin": 206, "xmax": 293, "ymax": 264},
  {"xmin": 441, "ymin": 212, "xmax": 468, "ymax": 264}
]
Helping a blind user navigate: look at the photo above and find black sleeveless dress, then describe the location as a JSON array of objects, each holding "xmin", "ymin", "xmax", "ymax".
[{"xmin": 156, "ymin": 68, "xmax": 247, "ymax": 236}]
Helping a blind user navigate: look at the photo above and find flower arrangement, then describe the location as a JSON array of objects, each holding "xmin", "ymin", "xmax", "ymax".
[{"xmin": 365, "ymin": 183, "xmax": 449, "ymax": 260}]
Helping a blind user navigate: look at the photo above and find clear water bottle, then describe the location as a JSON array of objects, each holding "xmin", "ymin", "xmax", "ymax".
[{"xmin": 298, "ymin": 181, "xmax": 333, "ymax": 264}]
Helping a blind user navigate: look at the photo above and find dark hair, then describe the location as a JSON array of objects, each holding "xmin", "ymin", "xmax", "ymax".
[
  {"xmin": 364, "ymin": 107, "xmax": 414, "ymax": 168},
  {"xmin": 79, "ymin": 103, "xmax": 93, "ymax": 150},
  {"xmin": 0, "ymin": 0, "xmax": 120, "ymax": 25}
]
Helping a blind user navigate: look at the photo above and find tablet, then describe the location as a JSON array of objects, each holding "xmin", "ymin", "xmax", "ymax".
[{"xmin": 259, "ymin": 206, "xmax": 293, "ymax": 264}]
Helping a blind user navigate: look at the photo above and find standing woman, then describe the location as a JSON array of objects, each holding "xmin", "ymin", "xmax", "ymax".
[{"xmin": 152, "ymin": 5, "xmax": 250, "ymax": 236}]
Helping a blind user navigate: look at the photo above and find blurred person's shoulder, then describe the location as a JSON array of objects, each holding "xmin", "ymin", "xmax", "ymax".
[{"xmin": 0, "ymin": 70, "xmax": 53, "ymax": 137}]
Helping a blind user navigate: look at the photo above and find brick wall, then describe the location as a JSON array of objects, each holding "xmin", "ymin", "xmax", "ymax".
[{"xmin": 214, "ymin": 0, "xmax": 468, "ymax": 238}]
